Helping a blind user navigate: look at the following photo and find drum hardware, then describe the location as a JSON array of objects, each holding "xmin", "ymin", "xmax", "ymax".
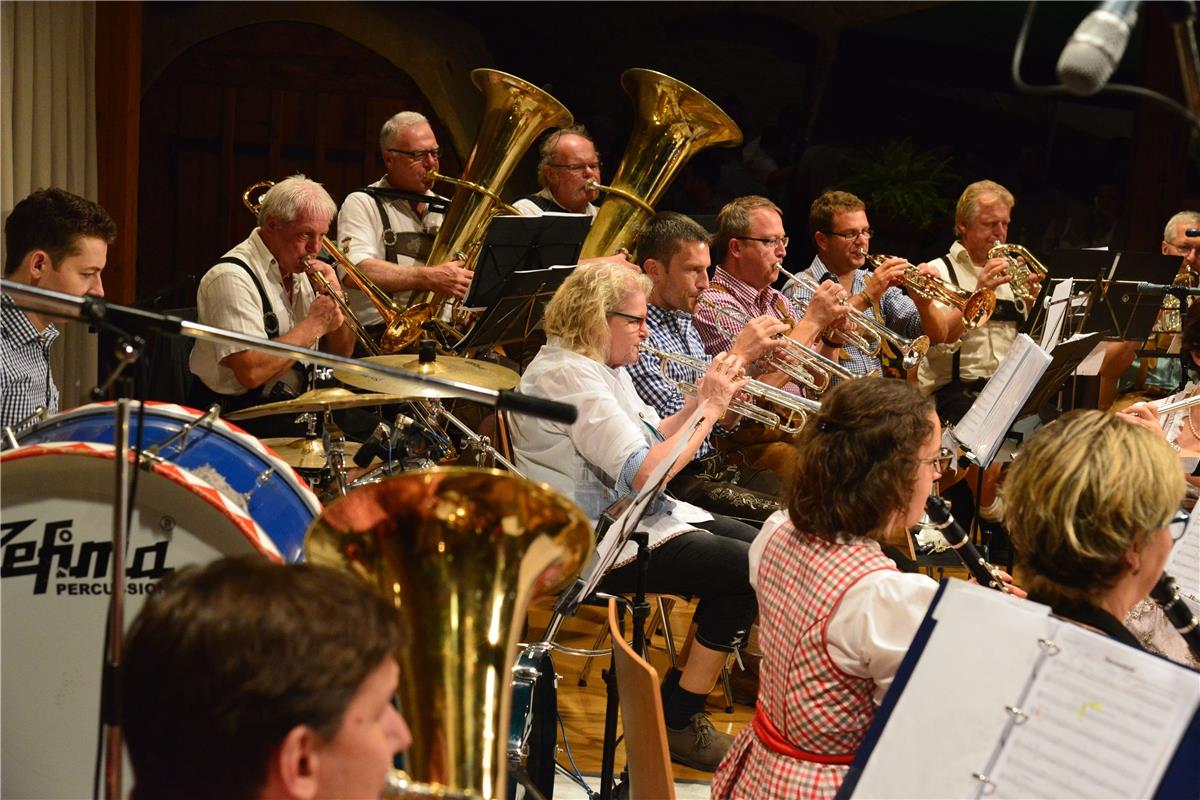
[
  {"xmin": 144, "ymin": 403, "xmax": 220, "ymax": 460},
  {"xmin": 2, "ymin": 405, "xmax": 47, "ymax": 449},
  {"xmin": 426, "ymin": 400, "xmax": 522, "ymax": 475},
  {"xmin": 306, "ymin": 468, "xmax": 593, "ymax": 800},
  {"xmin": 90, "ymin": 335, "xmax": 144, "ymax": 402}
]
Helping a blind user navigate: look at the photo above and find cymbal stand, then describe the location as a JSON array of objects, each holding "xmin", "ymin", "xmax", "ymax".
[
  {"xmin": 2, "ymin": 405, "xmax": 48, "ymax": 450},
  {"xmin": 426, "ymin": 400, "xmax": 523, "ymax": 475}
]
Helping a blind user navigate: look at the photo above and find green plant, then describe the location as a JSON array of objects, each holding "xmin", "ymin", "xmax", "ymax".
[{"xmin": 840, "ymin": 139, "xmax": 958, "ymax": 233}]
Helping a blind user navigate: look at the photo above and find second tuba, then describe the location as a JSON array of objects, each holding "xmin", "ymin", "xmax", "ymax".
[
  {"xmin": 305, "ymin": 467, "xmax": 593, "ymax": 800},
  {"xmin": 579, "ymin": 69, "xmax": 743, "ymax": 260},
  {"xmin": 382, "ymin": 70, "xmax": 573, "ymax": 352}
]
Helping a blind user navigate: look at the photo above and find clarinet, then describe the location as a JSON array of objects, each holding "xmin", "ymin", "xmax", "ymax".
[
  {"xmin": 1149, "ymin": 572, "xmax": 1200, "ymax": 662},
  {"xmin": 924, "ymin": 495, "xmax": 1011, "ymax": 594}
]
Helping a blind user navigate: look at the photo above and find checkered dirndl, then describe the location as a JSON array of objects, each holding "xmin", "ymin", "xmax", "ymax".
[{"xmin": 712, "ymin": 522, "xmax": 897, "ymax": 799}]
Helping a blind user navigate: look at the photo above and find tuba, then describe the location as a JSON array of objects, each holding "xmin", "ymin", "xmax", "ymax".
[
  {"xmin": 384, "ymin": 70, "xmax": 574, "ymax": 351},
  {"xmin": 579, "ymin": 69, "xmax": 743, "ymax": 260},
  {"xmin": 305, "ymin": 468, "xmax": 593, "ymax": 800}
]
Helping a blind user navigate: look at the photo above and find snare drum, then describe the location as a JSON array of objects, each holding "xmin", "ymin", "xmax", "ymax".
[
  {"xmin": 17, "ymin": 401, "xmax": 321, "ymax": 562},
  {"xmin": 0, "ymin": 439, "xmax": 285, "ymax": 799}
]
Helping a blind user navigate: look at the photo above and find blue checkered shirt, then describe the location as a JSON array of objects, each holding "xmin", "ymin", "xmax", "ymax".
[
  {"xmin": 626, "ymin": 303, "xmax": 728, "ymax": 459},
  {"xmin": 1, "ymin": 293, "xmax": 59, "ymax": 435},
  {"xmin": 782, "ymin": 256, "xmax": 923, "ymax": 378}
]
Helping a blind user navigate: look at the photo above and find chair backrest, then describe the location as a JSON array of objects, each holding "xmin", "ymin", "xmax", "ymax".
[
  {"xmin": 608, "ymin": 597, "xmax": 676, "ymax": 800},
  {"xmin": 142, "ymin": 306, "xmax": 197, "ymax": 405}
]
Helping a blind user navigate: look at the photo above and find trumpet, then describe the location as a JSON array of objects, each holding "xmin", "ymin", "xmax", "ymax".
[
  {"xmin": 780, "ymin": 266, "xmax": 931, "ymax": 369},
  {"xmin": 696, "ymin": 297, "xmax": 875, "ymax": 393},
  {"xmin": 857, "ymin": 248, "xmax": 996, "ymax": 329},
  {"xmin": 640, "ymin": 344, "xmax": 820, "ymax": 433},
  {"xmin": 987, "ymin": 241, "xmax": 1047, "ymax": 315},
  {"xmin": 241, "ymin": 180, "xmax": 387, "ymax": 356}
]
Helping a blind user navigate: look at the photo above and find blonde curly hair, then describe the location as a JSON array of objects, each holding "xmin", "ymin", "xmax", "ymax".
[
  {"xmin": 542, "ymin": 261, "xmax": 651, "ymax": 362},
  {"xmin": 1003, "ymin": 410, "xmax": 1184, "ymax": 605}
]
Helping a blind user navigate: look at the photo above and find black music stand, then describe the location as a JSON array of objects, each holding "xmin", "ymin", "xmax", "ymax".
[
  {"xmin": 454, "ymin": 214, "xmax": 590, "ymax": 353},
  {"xmin": 1081, "ymin": 252, "xmax": 1180, "ymax": 342}
]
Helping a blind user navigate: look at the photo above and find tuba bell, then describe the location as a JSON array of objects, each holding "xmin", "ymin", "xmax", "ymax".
[
  {"xmin": 305, "ymin": 467, "xmax": 593, "ymax": 800},
  {"xmin": 579, "ymin": 69, "xmax": 743, "ymax": 260},
  {"xmin": 383, "ymin": 70, "xmax": 574, "ymax": 351}
]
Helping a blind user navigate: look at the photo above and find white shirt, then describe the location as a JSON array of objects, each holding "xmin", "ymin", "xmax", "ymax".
[
  {"xmin": 510, "ymin": 340, "xmax": 711, "ymax": 567},
  {"xmin": 750, "ymin": 511, "xmax": 938, "ymax": 704},
  {"xmin": 512, "ymin": 187, "xmax": 599, "ymax": 219},
  {"xmin": 335, "ymin": 178, "xmax": 445, "ymax": 326},
  {"xmin": 189, "ymin": 229, "xmax": 316, "ymax": 396},
  {"xmin": 918, "ymin": 240, "xmax": 1020, "ymax": 394}
]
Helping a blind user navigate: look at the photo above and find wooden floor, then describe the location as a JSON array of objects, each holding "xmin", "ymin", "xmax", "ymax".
[{"xmin": 527, "ymin": 598, "xmax": 752, "ymax": 787}]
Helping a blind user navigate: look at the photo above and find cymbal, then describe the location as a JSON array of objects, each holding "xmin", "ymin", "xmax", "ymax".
[
  {"xmin": 261, "ymin": 436, "xmax": 378, "ymax": 470},
  {"xmin": 224, "ymin": 387, "xmax": 415, "ymax": 421},
  {"xmin": 335, "ymin": 354, "xmax": 519, "ymax": 395}
]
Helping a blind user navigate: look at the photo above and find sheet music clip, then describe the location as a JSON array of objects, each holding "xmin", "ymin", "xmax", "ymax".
[
  {"xmin": 1004, "ymin": 705, "xmax": 1029, "ymax": 725},
  {"xmin": 971, "ymin": 772, "xmax": 997, "ymax": 795}
]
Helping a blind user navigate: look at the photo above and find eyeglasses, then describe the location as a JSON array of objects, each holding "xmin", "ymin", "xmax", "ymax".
[
  {"xmin": 608, "ymin": 310, "xmax": 647, "ymax": 327},
  {"xmin": 736, "ymin": 236, "xmax": 789, "ymax": 249},
  {"xmin": 1168, "ymin": 509, "xmax": 1190, "ymax": 543},
  {"xmin": 826, "ymin": 229, "xmax": 874, "ymax": 241},
  {"xmin": 919, "ymin": 447, "xmax": 955, "ymax": 475},
  {"xmin": 1167, "ymin": 242, "xmax": 1199, "ymax": 257},
  {"xmin": 549, "ymin": 161, "xmax": 602, "ymax": 173},
  {"xmin": 386, "ymin": 147, "xmax": 441, "ymax": 161}
]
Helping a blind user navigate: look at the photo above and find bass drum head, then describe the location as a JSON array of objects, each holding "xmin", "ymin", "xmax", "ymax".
[{"xmin": 1, "ymin": 444, "xmax": 278, "ymax": 799}]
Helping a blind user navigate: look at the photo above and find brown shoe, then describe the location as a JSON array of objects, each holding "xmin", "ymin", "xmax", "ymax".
[
  {"xmin": 666, "ymin": 711, "xmax": 734, "ymax": 772},
  {"xmin": 728, "ymin": 654, "xmax": 760, "ymax": 707}
]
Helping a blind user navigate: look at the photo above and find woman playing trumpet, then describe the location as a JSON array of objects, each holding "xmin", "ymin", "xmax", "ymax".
[{"xmin": 509, "ymin": 261, "xmax": 760, "ymax": 771}]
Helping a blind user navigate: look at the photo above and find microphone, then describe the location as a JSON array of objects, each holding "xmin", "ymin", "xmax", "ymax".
[
  {"xmin": 1135, "ymin": 281, "xmax": 1200, "ymax": 297},
  {"xmin": 1056, "ymin": 0, "xmax": 1141, "ymax": 96},
  {"xmin": 354, "ymin": 421, "xmax": 393, "ymax": 468}
]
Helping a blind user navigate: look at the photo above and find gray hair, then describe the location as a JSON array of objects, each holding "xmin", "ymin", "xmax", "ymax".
[
  {"xmin": 380, "ymin": 111, "xmax": 430, "ymax": 150},
  {"xmin": 1164, "ymin": 210, "xmax": 1200, "ymax": 245},
  {"xmin": 536, "ymin": 125, "xmax": 595, "ymax": 188},
  {"xmin": 257, "ymin": 174, "xmax": 337, "ymax": 227}
]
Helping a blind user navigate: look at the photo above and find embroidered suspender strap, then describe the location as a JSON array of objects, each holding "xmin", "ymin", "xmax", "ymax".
[
  {"xmin": 215, "ymin": 257, "xmax": 279, "ymax": 337},
  {"xmin": 751, "ymin": 707, "xmax": 855, "ymax": 765},
  {"xmin": 351, "ymin": 186, "xmax": 450, "ymax": 214},
  {"xmin": 370, "ymin": 192, "xmax": 399, "ymax": 263}
]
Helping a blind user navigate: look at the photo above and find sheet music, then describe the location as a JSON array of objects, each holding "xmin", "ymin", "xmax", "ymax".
[
  {"xmin": 986, "ymin": 623, "xmax": 1200, "ymax": 799},
  {"xmin": 1167, "ymin": 503, "xmax": 1200, "ymax": 611},
  {"xmin": 953, "ymin": 334, "xmax": 1053, "ymax": 468}
]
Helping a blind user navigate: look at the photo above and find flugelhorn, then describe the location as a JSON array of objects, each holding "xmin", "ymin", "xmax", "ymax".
[
  {"xmin": 987, "ymin": 241, "xmax": 1047, "ymax": 315},
  {"xmin": 858, "ymin": 248, "xmax": 996, "ymax": 329},
  {"xmin": 242, "ymin": 180, "xmax": 387, "ymax": 356},
  {"xmin": 780, "ymin": 266, "xmax": 931, "ymax": 369},
  {"xmin": 579, "ymin": 69, "xmax": 743, "ymax": 260},
  {"xmin": 384, "ymin": 69, "xmax": 574, "ymax": 351},
  {"xmin": 639, "ymin": 344, "xmax": 819, "ymax": 434},
  {"xmin": 696, "ymin": 297, "xmax": 875, "ymax": 393}
]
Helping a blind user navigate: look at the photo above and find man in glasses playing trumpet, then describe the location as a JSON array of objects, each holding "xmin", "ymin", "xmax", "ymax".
[
  {"xmin": 627, "ymin": 211, "xmax": 792, "ymax": 521},
  {"xmin": 783, "ymin": 190, "xmax": 964, "ymax": 379}
]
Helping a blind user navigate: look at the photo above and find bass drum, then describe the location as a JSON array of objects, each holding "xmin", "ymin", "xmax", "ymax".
[
  {"xmin": 1, "ymin": 404, "xmax": 317, "ymax": 799},
  {"xmin": 17, "ymin": 400, "xmax": 320, "ymax": 561}
]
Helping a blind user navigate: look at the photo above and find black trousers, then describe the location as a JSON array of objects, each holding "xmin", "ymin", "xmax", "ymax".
[{"xmin": 597, "ymin": 514, "xmax": 758, "ymax": 653}]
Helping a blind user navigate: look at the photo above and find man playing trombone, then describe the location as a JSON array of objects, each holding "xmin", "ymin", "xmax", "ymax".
[
  {"xmin": 627, "ymin": 211, "xmax": 792, "ymax": 521},
  {"xmin": 189, "ymin": 175, "xmax": 354, "ymax": 425},
  {"xmin": 784, "ymin": 190, "xmax": 964, "ymax": 379}
]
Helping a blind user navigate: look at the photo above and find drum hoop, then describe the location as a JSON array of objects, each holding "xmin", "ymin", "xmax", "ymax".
[
  {"xmin": 1, "ymin": 442, "xmax": 283, "ymax": 562},
  {"xmin": 25, "ymin": 400, "xmax": 323, "ymax": 517}
]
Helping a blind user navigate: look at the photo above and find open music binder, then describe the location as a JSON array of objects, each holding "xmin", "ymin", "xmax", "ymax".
[{"xmin": 841, "ymin": 580, "xmax": 1200, "ymax": 799}]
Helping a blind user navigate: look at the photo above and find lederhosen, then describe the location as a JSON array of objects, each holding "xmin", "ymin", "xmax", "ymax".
[
  {"xmin": 187, "ymin": 257, "xmax": 303, "ymax": 415},
  {"xmin": 932, "ymin": 256, "xmax": 1023, "ymax": 425},
  {"xmin": 517, "ymin": 192, "xmax": 570, "ymax": 213}
]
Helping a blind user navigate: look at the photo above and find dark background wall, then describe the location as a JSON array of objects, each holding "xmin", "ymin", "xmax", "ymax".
[{"xmin": 129, "ymin": 1, "xmax": 1200, "ymax": 306}]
